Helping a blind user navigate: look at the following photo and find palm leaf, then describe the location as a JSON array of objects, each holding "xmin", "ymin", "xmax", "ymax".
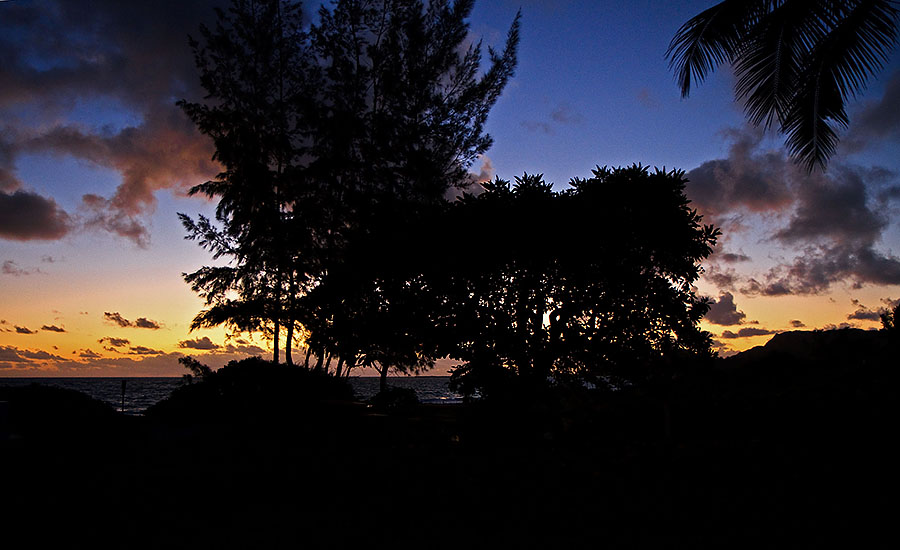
[
  {"xmin": 734, "ymin": 0, "xmax": 826, "ymax": 127},
  {"xmin": 667, "ymin": 0, "xmax": 771, "ymax": 97},
  {"xmin": 784, "ymin": 0, "xmax": 899, "ymax": 170}
]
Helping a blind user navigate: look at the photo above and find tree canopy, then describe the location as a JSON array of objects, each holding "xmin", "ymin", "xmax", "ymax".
[
  {"xmin": 330, "ymin": 166, "xmax": 720, "ymax": 398},
  {"xmin": 179, "ymin": 0, "xmax": 520, "ymax": 369}
]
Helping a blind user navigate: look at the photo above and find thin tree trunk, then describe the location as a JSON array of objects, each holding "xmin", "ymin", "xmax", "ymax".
[
  {"xmin": 379, "ymin": 364, "xmax": 388, "ymax": 394},
  {"xmin": 313, "ymin": 351, "xmax": 324, "ymax": 372},
  {"xmin": 304, "ymin": 346, "xmax": 312, "ymax": 369},
  {"xmin": 335, "ymin": 356, "xmax": 345, "ymax": 378},
  {"xmin": 285, "ymin": 320, "xmax": 293, "ymax": 366},
  {"xmin": 273, "ymin": 320, "xmax": 280, "ymax": 364},
  {"xmin": 325, "ymin": 355, "xmax": 333, "ymax": 374}
]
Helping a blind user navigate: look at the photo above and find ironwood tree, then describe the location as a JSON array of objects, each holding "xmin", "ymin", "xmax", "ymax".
[{"xmin": 179, "ymin": 0, "xmax": 520, "ymax": 373}]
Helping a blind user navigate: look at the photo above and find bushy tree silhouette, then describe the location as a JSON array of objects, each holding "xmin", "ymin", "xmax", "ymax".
[{"xmin": 427, "ymin": 166, "xmax": 719, "ymax": 398}]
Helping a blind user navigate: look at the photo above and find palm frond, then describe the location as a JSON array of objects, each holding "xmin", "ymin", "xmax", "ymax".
[
  {"xmin": 734, "ymin": 1, "xmax": 825, "ymax": 127},
  {"xmin": 784, "ymin": 0, "xmax": 899, "ymax": 170},
  {"xmin": 667, "ymin": 0, "xmax": 771, "ymax": 97}
]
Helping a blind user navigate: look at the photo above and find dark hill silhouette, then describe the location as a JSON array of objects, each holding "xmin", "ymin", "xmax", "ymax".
[{"xmin": 724, "ymin": 327, "xmax": 891, "ymax": 367}]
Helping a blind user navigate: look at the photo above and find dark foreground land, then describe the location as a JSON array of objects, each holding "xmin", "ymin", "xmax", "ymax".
[{"xmin": 2, "ymin": 330, "xmax": 898, "ymax": 548}]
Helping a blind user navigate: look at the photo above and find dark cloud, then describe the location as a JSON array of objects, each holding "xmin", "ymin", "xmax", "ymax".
[
  {"xmin": 704, "ymin": 292, "xmax": 747, "ymax": 326},
  {"xmin": 773, "ymin": 166, "xmax": 889, "ymax": 245},
  {"xmin": 719, "ymin": 252, "xmax": 751, "ymax": 263},
  {"xmin": 847, "ymin": 308, "xmax": 881, "ymax": 321},
  {"xmin": 41, "ymin": 325, "xmax": 66, "ymax": 333},
  {"xmin": 720, "ymin": 327, "xmax": 777, "ymax": 339},
  {"xmin": 0, "ymin": 346, "xmax": 29, "ymax": 362},
  {"xmin": 19, "ymin": 348, "xmax": 66, "ymax": 361},
  {"xmin": 15, "ymin": 326, "xmax": 36, "ymax": 334},
  {"xmin": 128, "ymin": 346, "xmax": 164, "ymax": 356},
  {"xmin": 0, "ymin": 189, "xmax": 71, "ymax": 241},
  {"xmin": 98, "ymin": 336, "xmax": 130, "ymax": 347},
  {"xmin": 223, "ymin": 343, "xmax": 267, "ymax": 356},
  {"xmin": 686, "ymin": 128, "xmax": 795, "ymax": 223},
  {"xmin": 134, "ymin": 317, "xmax": 161, "ymax": 330},
  {"xmin": 691, "ymin": 127, "xmax": 900, "ymax": 296},
  {"xmin": 790, "ymin": 320, "xmax": 806, "ymax": 328},
  {"xmin": 0, "ymin": 0, "xmax": 223, "ymax": 244},
  {"xmin": 847, "ymin": 299, "xmax": 894, "ymax": 322},
  {"xmin": 103, "ymin": 312, "xmax": 161, "ymax": 329},
  {"xmin": 78, "ymin": 349, "xmax": 102, "ymax": 359},
  {"xmin": 179, "ymin": 336, "xmax": 220, "ymax": 350},
  {"xmin": 702, "ymin": 265, "xmax": 740, "ymax": 291},
  {"xmin": 104, "ymin": 312, "xmax": 131, "ymax": 328},
  {"xmin": 843, "ymin": 70, "xmax": 900, "ymax": 151},
  {"xmin": 743, "ymin": 243, "xmax": 900, "ymax": 296},
  {"xmin": 822, "ymin": 323, "xmax": 856, "ymax": 331}
]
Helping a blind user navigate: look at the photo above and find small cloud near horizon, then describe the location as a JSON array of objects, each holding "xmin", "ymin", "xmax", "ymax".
[
  {"xmin": 720, "ymin": 327, "xmax": 777, "ymax": 339},
  {"xmin": 104, "ymin": 312, "xmax": 161, "ymax": 329},
  {"xmin": 179, "ymin": 336, "xmax": 220, "ymax": 350}
]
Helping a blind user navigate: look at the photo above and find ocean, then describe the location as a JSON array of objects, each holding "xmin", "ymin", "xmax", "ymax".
[{"xmin": 0, "ymin": 376, "xmax": 461, "ymax": 415}]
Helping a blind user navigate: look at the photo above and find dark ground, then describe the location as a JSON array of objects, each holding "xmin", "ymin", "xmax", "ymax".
[{"xmin": 2, "ymin": 331, "xmax": 898, "ymax": 548}]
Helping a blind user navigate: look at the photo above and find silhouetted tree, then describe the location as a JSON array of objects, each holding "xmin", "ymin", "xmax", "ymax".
[
  {"xmin": 410, "ymin": 166, "xmax": 720, "ymax": 398},
  {"xmin": 179, "ymin": 0, "xmax": 520, "ymax": 376},
  {"xmin": 295, "ymin": 0, "xmax": 520, "ymax": 381},
  {"xmin": 668, "ymin": 0, "xmax": 899, "ymax": 171},
  {"xmin": 178, "ymin": 0, "xmax": 314, "ymax": 363}
]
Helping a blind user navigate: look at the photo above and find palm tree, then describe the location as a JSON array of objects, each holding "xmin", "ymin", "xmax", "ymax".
[{"xmin": 668, "ymin": 0, "xmax": 899, "ymax": 171}]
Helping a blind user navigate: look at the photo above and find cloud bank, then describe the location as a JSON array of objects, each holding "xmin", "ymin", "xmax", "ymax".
[{"xmin": 0, "ymin": 0, "xmax": 223, "ymax": 245}]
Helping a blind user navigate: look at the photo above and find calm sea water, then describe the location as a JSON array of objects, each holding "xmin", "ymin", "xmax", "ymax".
[{"xmin": 0, "ymin": 376, "xmax": 460, "ymax": 415}]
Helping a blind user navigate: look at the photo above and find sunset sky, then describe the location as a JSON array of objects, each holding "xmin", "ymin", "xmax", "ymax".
[{"xmin": 2, "ymin": 0, "xmax": 900, "ymax": 377}]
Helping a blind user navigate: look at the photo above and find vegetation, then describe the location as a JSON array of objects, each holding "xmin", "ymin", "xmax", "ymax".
[
  {"xmin": 147, "ymin": 356, "xmax": 354, "ymax": 421},
  {"xmin": 668, "ymin": 0, "xmax": 899, "ymax": 171},
  {"xmin": 179, "ymin": 0, "xmax": 520, "ymax": 375}
]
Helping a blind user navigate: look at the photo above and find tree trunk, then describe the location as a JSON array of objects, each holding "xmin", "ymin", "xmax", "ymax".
[
  {"xmin": 325, "ymin": 355, "xmax": 333, "ymax": 375},
  {"xmin": 313, "ymin": 351, "xmax": 324, "ymax": 372},
  {"xmin": 304, "ymin": 346, "xmax": 312, "ymax": 369},
  {"xmin": 335, "ymin": 356, "xmax": 345, "ymax": 378},
  {"xmin": 273, "ymin": 320, "xmax": 280, "ymax": 364},
  {"xmin": 285, "ymin": 320, "xmax": 293, "ymax": 366},
  {"xmin": 379, "ymin": 364, "xmax": 388, "ymax": 393}
]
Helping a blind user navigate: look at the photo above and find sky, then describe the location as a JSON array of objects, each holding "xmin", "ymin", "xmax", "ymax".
[{"xmin": 2, "ymin": 0, "xmax": 900, "ymax": 377}]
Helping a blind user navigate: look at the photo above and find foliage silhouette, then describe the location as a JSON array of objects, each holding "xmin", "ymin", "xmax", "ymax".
[
  {"xmin": 336, "ymin": 165, "xmax": 720, "ymax": 400},
  {"xmin": 179, "ymin": 0, "xmax": 520, "ymax": 371},
  {"xmin": 178, "ymin": 0, "xmax": 314, "ymax": 364},
  {"xmin": 668, "ymin": 0, "xmax": 899, "ymax": 171},
  {"xmin": 436, "ymin": 167, "xmax": 719, "ymax": 399},
  {"xmin": 147, "ymin": 356, "xmax": 354, "ymax": 421}
]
